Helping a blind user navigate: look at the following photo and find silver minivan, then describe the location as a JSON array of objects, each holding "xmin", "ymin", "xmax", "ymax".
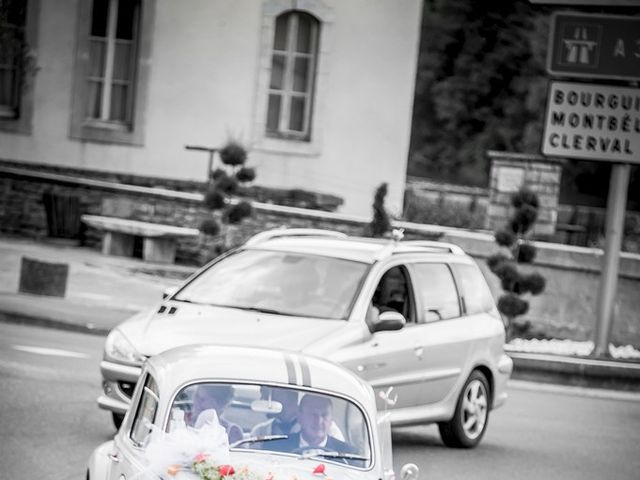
[{"xmin": 98, "ymin": 229, "xmax": 512, "ymax": 448}]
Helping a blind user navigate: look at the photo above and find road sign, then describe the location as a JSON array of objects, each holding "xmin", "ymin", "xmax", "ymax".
[
  {"xmin": 548, "ymin": 12, "xmax": 640, "ymax": 81},
  {"xmin": 541, "ymin": 81, "xmax": 640, "ymax": 163}
]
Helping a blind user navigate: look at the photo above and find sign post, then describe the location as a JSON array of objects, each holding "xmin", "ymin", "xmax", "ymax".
[
  {"xmin": 543, "ymin": 11, "xmax": 640, "ymax": 358},
  {"xmin": 593, "ymin": 163, "xmax": 631, "ymax": 357}
]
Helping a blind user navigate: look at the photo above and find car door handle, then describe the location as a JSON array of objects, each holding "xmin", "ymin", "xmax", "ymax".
[
  {"xmin": 108, "ymin": 452, "xmax": 121, "ymax": 463},
  {"xmin": 414, "ymin": 346, "xmax": 424, "ymax": 359}
]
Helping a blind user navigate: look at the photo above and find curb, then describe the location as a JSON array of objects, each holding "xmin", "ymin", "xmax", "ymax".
[
  {"xmin": 510, "ymin": 351, "xmax": 640, "ymax": 392},
  {"xmin": 0, "ymin": 310, "xmax": 111, "ymax": 336}
]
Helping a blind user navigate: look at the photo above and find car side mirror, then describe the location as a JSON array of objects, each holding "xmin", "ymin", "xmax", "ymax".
[
  {"xmin": 162, "ymin": 286, "xmax": 179, "ymax": 299},
  {"xmin": 373, "ymin": 310, "xmax": 406, "ymax": 332}
]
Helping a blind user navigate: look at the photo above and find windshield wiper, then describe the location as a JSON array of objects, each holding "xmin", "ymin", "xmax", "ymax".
[
  {"xmin": 172, "ymin": 298, "xmax": 200, "ymax": 304},
  {"xmin": 298, "ymin": 449, "xmax": 370, "ymax": 462},
  {"xmin": 231, "ymin": 434, "xmax": 288, "ymax": 448},
  {"xmin": 230, "ymin": 306, "xmax": 286, "ymax": 315}
]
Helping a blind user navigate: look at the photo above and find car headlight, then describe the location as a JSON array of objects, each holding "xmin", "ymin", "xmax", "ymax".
[{"xmin": 104, "ymin": 329, "xmax": 145, "ymax": 364}]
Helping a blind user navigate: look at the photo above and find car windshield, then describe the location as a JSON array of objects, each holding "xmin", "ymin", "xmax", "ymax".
[
  {"xmin": 167, "ymin": 382, "xmax": 372, "ymax": 468},
  {"xmin": 174, "ymin": 249, "xmax": 368, "ymax": 319}
]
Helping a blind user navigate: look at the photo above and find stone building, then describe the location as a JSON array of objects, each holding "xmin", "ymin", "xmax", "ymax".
[{"xmin": 0, "ymin": 0, "xmax": 423, "ymax": 216}]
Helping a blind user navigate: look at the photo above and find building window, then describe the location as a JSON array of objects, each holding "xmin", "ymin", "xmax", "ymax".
[
  {"xmin": 0, "ymin": 0, "xmax": 37, "ymax": 134},
  {"xmin": 0, "ymin": 0, "xmax": 26, "ymax": 118},
  {"xmin": 266, "ymin": 11, "xmax": 319, "ymax": 141},
  {"xmin": 86, "ymin": 0, "xmax": 138, "ymax": 125},
  {"xmin": 70, "ymin": 0, "xmax": 154, "ymax": 145}
]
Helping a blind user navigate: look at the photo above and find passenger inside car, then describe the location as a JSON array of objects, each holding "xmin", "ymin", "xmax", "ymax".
[
  {"xmin": 371, "ymin": 267, "xmax": 411, "ymax": 318},
  {"xmin": 251, "ymin": 387, "xmax": 299, "ymax": 437},
  {"xmin": 186, "ymin": 384, "xmax": 243, "ymax": 444}
]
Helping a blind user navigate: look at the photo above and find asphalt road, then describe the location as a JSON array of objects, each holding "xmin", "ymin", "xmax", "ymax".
[{"xmin": 1, "ymin": 321, "xmax": 640, "ymax": 480}]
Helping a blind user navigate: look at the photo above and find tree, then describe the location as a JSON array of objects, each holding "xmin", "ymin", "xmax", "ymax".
[
  {"xmin": 200, "ymin": 140, "xmax": 255, "ymax": 252},
  {"xmin": 408, "ymin": 0, "xmax": 549, "ymax": 186},
  {"xmin": 367, "ymin": 183, "xmax": 392, "ymax": 238},
  {"xmin": 487, "ymin": 187, "xmax": 546, "ymax": 339}
]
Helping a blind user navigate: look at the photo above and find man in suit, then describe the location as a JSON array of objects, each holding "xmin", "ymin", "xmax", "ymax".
[{"xmin": 287, "ymin": 393, "xmax": 355, "ymax": 453}]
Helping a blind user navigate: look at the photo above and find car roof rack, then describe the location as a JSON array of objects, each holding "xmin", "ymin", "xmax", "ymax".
[
  {"xmin": 244, "ymin": 228, "xmax": 348, "ymax": 246},
  {"xmin": 398, "ymin": 240, "xmax": 466, "ymax": 255}
]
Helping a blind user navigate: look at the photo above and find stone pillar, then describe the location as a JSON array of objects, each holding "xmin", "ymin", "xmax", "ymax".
[{"xmin": 485, "ymin": 151, "xmax": 563, "ymax": 236}]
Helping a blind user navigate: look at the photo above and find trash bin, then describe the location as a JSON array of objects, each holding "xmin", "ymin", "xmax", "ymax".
[{"xmin": 42, "ymin": 191, "xmax": 81, "ymax": 239}]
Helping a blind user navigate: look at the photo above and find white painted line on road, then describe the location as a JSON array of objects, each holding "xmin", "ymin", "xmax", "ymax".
[
  {"xmin": 73, "ymin": 292, "xmax": 111, "ymax": 301},
  {"xmin": 508, "ymin": 379, "xmax": 640, "ymax": 403},
  {"xmin": 12, "ymin": 345, "xmax": 90, "ymax": 359}
]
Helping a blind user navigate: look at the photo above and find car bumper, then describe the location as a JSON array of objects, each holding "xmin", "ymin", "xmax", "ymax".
[
  {"xmin": 493, "ymin": 353, "xmax": 513, "ymax": 409},
  {"xmin": 97, "ymin": 360, "xmax": 142, "ymax": 414}
]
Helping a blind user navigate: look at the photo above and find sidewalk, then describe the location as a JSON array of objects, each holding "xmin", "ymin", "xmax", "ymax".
[
  {"xmin": 0, "ymin": 235, "xmax": 192, "ymax": 334},
  {"xmin": 1, "ymin": 234, "xmax": 639, "ymax": 392}
]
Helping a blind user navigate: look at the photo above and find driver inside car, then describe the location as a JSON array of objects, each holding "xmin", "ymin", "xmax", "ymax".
[
  {"xmin": 281, "ymin": 394, "xmax": 356, "ymax": 454},
  {"xmin": 251, "ymin": 387, "xmax": 346, "ymax": 439}
]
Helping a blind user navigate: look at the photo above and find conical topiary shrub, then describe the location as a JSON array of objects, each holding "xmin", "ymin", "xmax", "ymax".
[
  {"xmin": 487, "ymin": 187, "xmax": 546, "ymax": 340},
  {"xmin": 199, "ymin": 140, "xmax": 255, "ymax": 254}
]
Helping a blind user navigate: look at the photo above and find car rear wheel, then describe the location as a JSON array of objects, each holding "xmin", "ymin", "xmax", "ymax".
[
  {"xmin": 112, "ymin": 412, "xmax": 124, "ymax": 430},
  {"xmin": 438, "ymin": 370, "xmax": 489, "ymax": 448}
]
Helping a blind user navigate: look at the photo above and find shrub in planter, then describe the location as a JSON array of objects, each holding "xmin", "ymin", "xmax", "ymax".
[
  {"xmin": 367, "ymin": 183, "xmax": 392, "ymax": 238},
  {"xmin": 488, "ymin": 187, "xmax": 546, "ymax": 340},
  {"xmin": 200, "ymin": 140, "xmax": 255, "ymax": 251}
]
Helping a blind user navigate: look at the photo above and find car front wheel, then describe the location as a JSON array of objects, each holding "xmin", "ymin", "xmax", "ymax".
[{"xmin": 438, "ymin": 370, "xmax": 490, "ymax": 448}]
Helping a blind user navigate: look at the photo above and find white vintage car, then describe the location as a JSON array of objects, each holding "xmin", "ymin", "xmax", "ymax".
[
  {"xmin": 99, "ymin": 228, "xmax": 513, "ymax": 447},
  {"xmin": 88, "ymin": 344, "xmax": 418, "ymax": 480}
]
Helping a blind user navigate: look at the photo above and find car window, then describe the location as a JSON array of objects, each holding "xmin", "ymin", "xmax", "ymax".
[
  {"xmin": 174, "ymin": 250, "xmax": 368, "ymax": 319},
  {"xmin": 411, "ymin": 263, "xmax": 461, "ymax": 322},
  {"xmin": 371, "ymin": 266, "xmax": 413, "ymax": 322},
  {"xmin": 130, "ymin": 374, "xmax": 159, "ymax": 447},
  {"xmin": 167, "ymin": 382, "xmax": 372, "ymax": 468},
  {"xmin": 451, "ymin": 262, "xmax": 496, "ymax": 315}
]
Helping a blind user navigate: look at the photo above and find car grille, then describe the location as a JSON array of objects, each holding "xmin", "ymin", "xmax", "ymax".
[{"xmin": 118, "ymin": 381, "xmax": 136, "ymax": 399}]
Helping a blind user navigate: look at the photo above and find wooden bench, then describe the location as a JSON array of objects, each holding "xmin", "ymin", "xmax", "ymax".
[{"xmin": 81, "ymin": 214, "xmax": 199, "ymax": 264}]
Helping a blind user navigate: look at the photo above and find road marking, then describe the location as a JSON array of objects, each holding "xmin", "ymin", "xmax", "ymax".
[{"xmin": 12, "ymin": 345, "xmax": 89, "ymax": 359}]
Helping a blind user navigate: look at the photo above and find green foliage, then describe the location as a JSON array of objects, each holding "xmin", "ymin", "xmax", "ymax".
[
  {"xmin": 497, "ymin": 293, "xmax": 529, "ymax": 318},
  {"xmin": 204, "ymin": 188, "xmax": 226, "ymax": 210},
  {"xmin": 236, "ymin": 167, "xmax": 256, "ymax": 183},
  {"xmin": 487, "ymin": 253, "xmax": 510, "ymax": 272},
  {"xmin": 369, "ymin": 183, "xmax": 392, "ymax": 238},
  {"xmin": 490, "ymin": 187, "xmax": 546, "ymax": 338},
  {"xmin": 215, "ymin": 174, "xmax": 239, "ymax": 195},
  {"xmin": 517, "ymin": 243, "xmax": 536, "ymax": 263},
  {"xmin": 495, "ymin": 229, "xmax": 515, "ymax": 248},
  {"xmin": 408, "ymin": 0, "xmax": 549, "ymax": 186},
  {"xmin": 200, "ymin": 217, "xmax": 221, "ymax": 236},
  {"xmin": 219, "ymin": 141, "xmax": 248, "ymax": 167},
  {"xmin": 512, "ymin": 188, "xmax": 539, "ymax": 210},
  {"xmin": 201, "ymin": 141, "xmax": 255, "ymax": 241},
  {"xmin": 211, "ymin": 168, "xmax": 227, "ymax": 181},
  {"xmin": 516, "ymin": 272, "xmax": 546, "ymax": 295},
  {"xmin": 226, "ymin": 201, "xmax": 253, "ymax": 225}
]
